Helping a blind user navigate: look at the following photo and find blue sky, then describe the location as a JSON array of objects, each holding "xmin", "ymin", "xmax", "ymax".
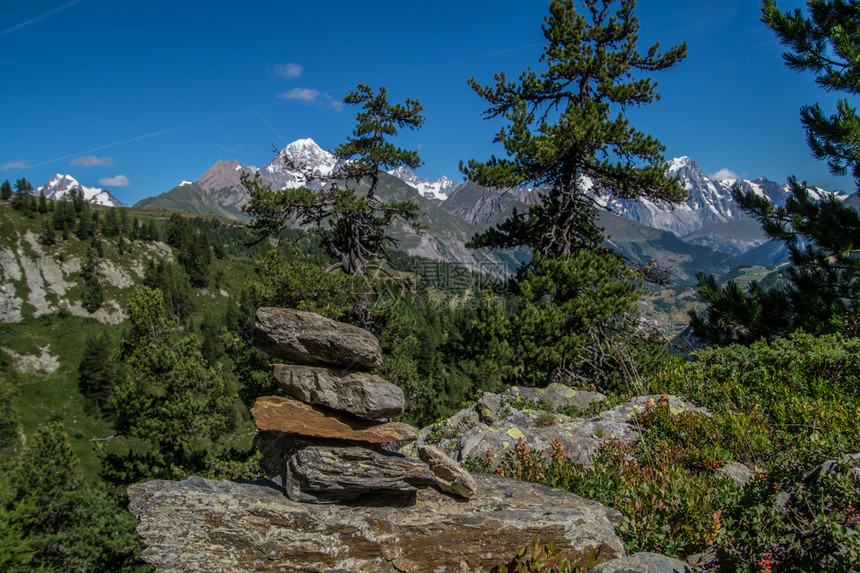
[{"xmin": 1, "ymin": 0, "xmax": 853, "ymax": 206}]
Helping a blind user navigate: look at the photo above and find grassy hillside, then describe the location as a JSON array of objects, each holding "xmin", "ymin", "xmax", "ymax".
[{"xmin": 134, "ymin": 183, "xmax": 250, "ymax": 221}]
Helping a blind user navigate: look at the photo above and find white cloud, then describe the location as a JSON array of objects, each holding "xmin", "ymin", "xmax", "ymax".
[
  {"xmin": 274, "ymin": 62, "xmax": 302, "ymax": 79},
  {"xmin": 70, "ymin": 155, "xmax": 114, "ymax": 167},
  {"xmin": 1, "ymin": 160, "xmax": 31, "ymax": 171},
  {"xmin": 710, "ymin": 167, "xmax": 741, "ymax": 182},
  {"xmin": 323, "ymin": 94, "xmax": 344, "ymax": 113},
  {"xmin": 278, "ymin": 88, "xmax": 343, "ymax": 112},
  {"xmin": 278, "ymin": 87, "xmax": 320, "ymax": 103},
  {"xmin": 98, "ymin": 175, "xmax": 130, "ymax": 187}
]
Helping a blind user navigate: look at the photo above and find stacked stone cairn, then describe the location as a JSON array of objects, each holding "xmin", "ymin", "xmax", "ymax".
[{"xmin": 250, "ymin": 307, "xmax": 476, "ymax": 504}]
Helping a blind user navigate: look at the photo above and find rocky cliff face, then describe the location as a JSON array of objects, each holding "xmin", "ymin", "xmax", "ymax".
[{"xmin": 0, "ymin": 230, "xmax": 166, "ymax": 324}]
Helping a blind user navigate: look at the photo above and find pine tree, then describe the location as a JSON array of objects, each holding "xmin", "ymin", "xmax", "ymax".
[
  {"xmin": 762, "ymin": 0, "xmax": 860, "ymax": 185},
  {"xmin": 143, "ymin": 259, "xmax": 195, "ymax": 323},
  {"xmin": 1, "ymin": 424, "xmax": 145, "ymax": 571},
  {"xmin": 462, "ymin": 0, "xmax": 688, "ymax": 256},
  {"xmin": 166, "ymin": 213, "xmax": 211, "ymax": 287},
  {"xmin": 101, "ymin": 207, "xmax": 120, "ymax": 237},
  {"xmin": 0, "ymin": 180, "xmax": 12, "ymax": 201},
  {"xmin": 464, "ymin": 0, "xmax": 685, "ymax": 387},
  {"xmin": 75, "ymin": 203, "xmax": 95, "ymax": 240},
  {"xmin": 0, "ymin": 368, "xmax": 18, "ymax": 448},
  {"xmin": 473, "ymin": 250, "xmax": 661, "ymax": 392},
  {"xmin": 38, "ymin": 220, "xmax": 56, "ymax": 247},
  {"xmin": 25, "ymin": 195, "xmax": 37, "ymax": 218},
  {"xmin": 78, "ymin": 333, "xmax": 118, "ymax": 414},
  {"xmin": 80, "ymin": 247, "xmax": 103, "ymax": 313},
  {"xmin": 13, "ymin": 178, "xmax": 32, "ymax": 195},
  {"xmin": 36, "ymin": 192, "xmax": 47, "ymax": 214},
  {"xmin": 100, "ymin": 287, "xmax": 235, "ymax": 484},
  {"xmin": 691, "ymin": 1, "xmax": 860, "ymax": 344}
]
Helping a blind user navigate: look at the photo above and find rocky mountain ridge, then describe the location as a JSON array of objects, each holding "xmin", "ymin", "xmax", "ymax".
[{"xmin": 122, "ymin": 138, "xmax": 853, "ymax": 268}]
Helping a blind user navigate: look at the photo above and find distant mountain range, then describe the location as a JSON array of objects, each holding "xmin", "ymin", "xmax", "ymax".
[{"xmin": 27, "ymin": 138, "xmax": 854, "ymax": 279}]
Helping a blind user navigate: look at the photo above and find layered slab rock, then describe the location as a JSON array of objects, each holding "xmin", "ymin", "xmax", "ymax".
[
  {"xmin": 283, "ymin": 445, "xmax": 433, "ymax": 503},
  {"xmin": 272, "ymin": 363, "xmax": 404, "ymax": 418},
  {"xmin": 128, "ymin": 474, "xmax": 625, "ymax": 572},
  {"xmin": 418, "ymin": 445, "xmax": 477, "ymax": 499},
  {"xmin": 254, "ymin": 307, "xmax": 382, "ymax": 369},
  {"xmin": 251, "ymin": 396, "xmax": 418, "ymax": 444}
]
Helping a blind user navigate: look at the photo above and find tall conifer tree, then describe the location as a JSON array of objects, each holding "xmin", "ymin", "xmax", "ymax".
[
  {"xmin": 464, "ymin": 0, "xmax": 686, "ymax": 390},
  {"xmin": 462, "ymin": 0, "xmax": 687, "ymax": 256},
  {"xmin": 691, "ymin": 0, "xmax": 860, "ymax": 344}
]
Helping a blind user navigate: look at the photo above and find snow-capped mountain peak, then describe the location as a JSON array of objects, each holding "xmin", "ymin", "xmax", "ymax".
[
  {"xmin": 604, "ymin": 157, "xmax": 848, "ymax": 241},
  {"xmin": 259, "ymin": 138, "xmax": 344, "ymax": 190},
  {"xmin": 386, "ymin": 166, "xmax": 461, "ymax": 201},
  {"xmin": 667, "ymin": 156, "xmax": 693, "ymax": 174},
  {"xmin": 36, "ymin": 174, "xmax": 124, "ymax": 207}
]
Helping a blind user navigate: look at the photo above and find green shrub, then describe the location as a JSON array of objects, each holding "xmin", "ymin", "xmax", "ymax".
[{"xmin": 468, "ymin": 435, "xmax": 735, "ymax": 558}]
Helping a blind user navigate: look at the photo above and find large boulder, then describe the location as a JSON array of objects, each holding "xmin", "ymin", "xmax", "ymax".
[
  {"xmin": 272, "ymin": 364, "xmax": 404, "ymax": 418},
  {"xmin": 128, "ymin": 475, "xmax": 625, "ymax": 572},
  {"xmin": 251, "ymin": 396, "xmax": 418, "ymax": 444},
  {"xmin": 254, "ymin": 307, "xmax": 382, "ymax": 370}
]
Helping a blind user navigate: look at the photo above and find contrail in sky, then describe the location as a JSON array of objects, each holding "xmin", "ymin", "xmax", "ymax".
[
  {"xmin": 0, "ymin": 0, "xmax": 85, "ymax": 38},
  {"xmin": 8, "ymin": 42, "xmax": 541, "ymax": 173},
  {"xmin": 21, "ymin": 107, "xmax": 270, "ymax": 171}
]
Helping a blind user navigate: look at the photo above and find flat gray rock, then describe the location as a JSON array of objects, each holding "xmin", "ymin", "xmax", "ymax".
[
  {"xmin": 284, "ymin": 445, "xmax": 433, "ymax": 503},
  {"xmin": 254, "ymin": 307, "xmax": 382, "ymax": 369},
  {"xmin": 589, "ymin": 551, "xmax": 691, "ymax": 573},
  {"xmin": 272, "ymin": 364, "xmax": 404, "ymax": 418},
  {"xmin": 128, "ymin": 475, "xmax": 625, "ymax": 572}
]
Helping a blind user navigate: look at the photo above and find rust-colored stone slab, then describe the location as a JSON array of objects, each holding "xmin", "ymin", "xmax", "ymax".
[{"xmin": 251, "ymin": 396, "xmax": 418, "ymax": 444}]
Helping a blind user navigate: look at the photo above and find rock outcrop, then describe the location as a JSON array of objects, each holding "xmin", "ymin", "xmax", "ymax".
[
  {"xmin": 272, "ymin": 363, "xmax": 404, "ymax": 418},
  {"xmin": 280, "ymin": 445, "xmax": 434, "ymax": 503},
  {"xmin": 589, "ymin": 551, "xmax": 692, "ymax": 573},
  {"xmin": 406, "ymin": 384, "xmax": 710, "ymax": 468},
  {"xmin": 128, "ymin": 474, "xmax": 625, "ymax": 572},
  {"xmin": 251, "ymin": 396, "xmax": 418, "ymax": 444},
  {"xmin": 418, "ymin": 445, "xmax": 477, "ymax": 499}
]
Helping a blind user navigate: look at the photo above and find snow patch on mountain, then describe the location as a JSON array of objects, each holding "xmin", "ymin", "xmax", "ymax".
[
  {"xmin": 37, "ymin": 174, "xmax": 124, "ymax": 207},
  {"xmin": 387, "ymin": 166, "xmax": 461, "ymax": 201},
  {"xmin": 602, "ymin": 157, "xmax": 849, "ymax": 239}
]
